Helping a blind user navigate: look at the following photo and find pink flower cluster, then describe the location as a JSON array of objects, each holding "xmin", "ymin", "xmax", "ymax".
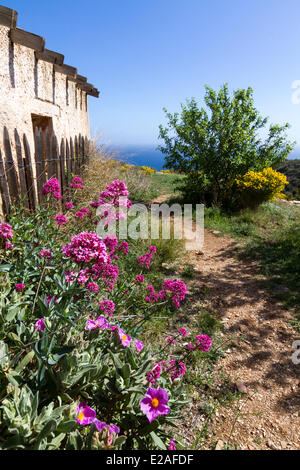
[
  {"xmin": 98, "ymin": 300, "xmax": 115, "ymax": 315},
  {"xmin": 135, "ymin": 275, "xmax": 145, "ymax": 283},
  {"xmin": 61, "ymin": 232, "xmax": 109, "ymax": 264},
  {"xmin": 89, "ymin": 262, "xmax": 119, "ymax": 291},
  {"xmin": 39, "ymin": 249, "xmax": 52, "ymax": 259},
  {"xmin": 161, "ymin": 279, "xmax": 187, "ymax": 307},
  {"xmin": 87, "ymin": 282, "xmax": 100, "ymax": 293},
  {"xmin": 137, "ymin": 246, "xmax": 157, "ymax": 270},
  {"xmin": 71, "ymin": 176, "xmax": 84, "ymax": 190},
  {"xmin": 54, "ymin": 214, "xmax": 67, "ymax": 226},
  {"xmin": 42, "ymin": 178, "xmax": 62, "ymax": 200},
  {"xmin": 167, "ymin": 360, "xmax": 186, "ymax": 381},
  {"xmin": 15, "ymin": 283, "xmax": 25, "ymax": 292},
  {"xmin": 75, "ymin": 207, "xmax": 92, "ymax": 220},
  {"xmin": 0, "ymin": 222, "xmax": 13, "ymax": 240},
  {"xmin": 65, "ymin": 202, "xmax": 74, "ymax": 210},
  {"xmin": 188, "ymin": 334, "xmax": 212, "ymax": 352}
]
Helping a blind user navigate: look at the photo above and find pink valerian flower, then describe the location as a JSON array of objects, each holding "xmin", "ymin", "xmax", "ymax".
[
  {"xmin": 118, "ymin": 328, "xmax": 131, "ymax": 347},
  {"xmin": 65, "ymin": 270, "xmax": 76, "ymax": 283},
  {"xmin": 54, "ymin": 214, "xmax": 67, "ymax": 226},
  {"xmin": 65, "ymin": 202, "xmax": 74, "ymax": 210},
  {"xmin": 15, "ymin": 283, "xmax": 25, "ymax": 292},
  {"xmin": 86, "ymin": 282, "xmax": 99, "ymax": 293},
  {"xmin": 167, "ymin": 360, "xmax": 186, "ymax": 381},
  {"xmin": 169, "ymin": 439, "xmax": 176, "ymax": 450},
  {"xmin": 146, "ymin": 363, "xmax": 162, "ymax": 385},
  {"xmin": 61, "ymin": 232, "xmax": 109, "ymax": 265},
  {"xmin": 167, "ymin": 337, "xmax": 175, "ymax": 344},
  {"xmin": 75, "ymin": 211, "xmax": 84, "ymax": 220},
  {"xmin": 5, "ymin": 241, "xmax": 14, "ymax": 249},
  {"xmin": 77, "ymin": 268, "xmax": 90, "ymax": 285},
  {"xmin": 103, "ymin": 234, "xmax": 119, "ymax": 256},
  {"xmin": 145, "ymin": 285, "xmax": 159, "ymax": 303},
  {"xmin": 178, "ymin": 327, "xmax": 187, "ymax": 337},
  {"xmin": 42, "ymin": 178, "xmax": 62, "ymax": 199},
  {"xmin": 35, "ymin": 318, "xmax": 45, "ymax": 331},
  {"xmin": 39, "ymin": 249, "xmax": 52, "ymax": 259},
  {"xmin": 195, "ymin": 334, "xmax": 212, "ymax": 352},
  {"xmin": 85, "ymin": 316, "xmax": 110, "ymax": 331},
  {"xmin": 148, "ymin": 246, "xmax": 157, "ymax": 254},
  {"xmin": 0, "ymin": 222, "xmax": 13, "ymax": 240},
  {"xmin": 98, "ymin": 300, "xmax": 115, "ymax": 315},
  {"xmin": 140, "ymin": 388, "xmax": 170, "ymax": 423},
  {"xmin": 71, "ymin": 176, "xmax": 84, "ymax": 190},
  {"xmin": 135, "ymin": 340, "xmax": 144, "ymax": 352},
  {"xmin": 135, "ymin": 275, "xmax": 145, "ymax": 283},
  {"xmin": 90, "ymin": 262, "xmax": 119, "ymax": 290},
  {"xmin": 162, "ymin": 279, "xmax": 187, "ymax": 308},
  {"xmin": 137, "ymin": 250, "xmax": 154, "ymax": 270},
  {"xmin": 116, "ymin": 241, "xmax": 129, "ymax": 255}
]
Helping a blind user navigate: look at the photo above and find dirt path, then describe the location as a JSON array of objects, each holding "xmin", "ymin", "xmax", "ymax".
[
  {"xmin": 150, "ymin": 193, "xmax": 299, "ymax": 449},
  {"xmin": 188, "ymin": 229, "xmax": 300, "ymax": 450}
]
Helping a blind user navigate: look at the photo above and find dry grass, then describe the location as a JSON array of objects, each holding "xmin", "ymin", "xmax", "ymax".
[{"xmin": 78, "ymin": 142, "xmax": 155, "ymax": 206}]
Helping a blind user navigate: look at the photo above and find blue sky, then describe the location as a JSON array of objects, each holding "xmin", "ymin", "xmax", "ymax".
[{"xmin": 2, "ymin": 0, "xmax": 300, "ymax": 155}]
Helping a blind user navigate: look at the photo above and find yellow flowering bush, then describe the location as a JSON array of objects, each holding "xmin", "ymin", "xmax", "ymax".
[
  {"xmin": 141, "ymin": 166, "xmax": 155, "ymax": 175},
  {"xmin": 236, "ymin": 168, "xmax": 288, "ymax": 208}
]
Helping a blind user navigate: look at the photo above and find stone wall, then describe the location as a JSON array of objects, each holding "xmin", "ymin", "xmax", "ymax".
[{"xmin": 0, "ymin": 23, "xmax": 90, "ymax": 156}]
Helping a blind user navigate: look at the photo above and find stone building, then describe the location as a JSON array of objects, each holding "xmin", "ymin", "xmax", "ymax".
[{"xmin": 0, "ymin": 4, "xmax": 99, "ymax": 215}]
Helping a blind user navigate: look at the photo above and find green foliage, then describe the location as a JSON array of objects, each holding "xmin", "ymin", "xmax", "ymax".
[
  {"xmin": 159, "ymin": 84, "xmax": 295, "ymax": 208},
  {"xmin": 276, "ymin": 159, "xmax": 300, "ymax": 198}
]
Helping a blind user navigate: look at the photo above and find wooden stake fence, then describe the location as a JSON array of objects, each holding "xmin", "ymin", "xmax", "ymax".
[{"xmin": 0, "ymin": 126, "xmax": 90, "ymax": 217}]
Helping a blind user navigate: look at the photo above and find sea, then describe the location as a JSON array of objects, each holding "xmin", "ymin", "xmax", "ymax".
[
  {"xmin": 106, "ymin": 145, "xmax": 166, "ymax": 171},
  {"xmin": 105, "ymin": 144, "xmax": 300, "ymax": 172}
]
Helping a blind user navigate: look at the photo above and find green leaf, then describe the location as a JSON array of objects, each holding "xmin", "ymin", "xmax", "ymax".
[
  {"xmin": 15, "ymin": 350, "xmax": 35, "ymax": 373},
  {"xmin": 150, "ymin": 431, "xmax": 167, "ymax": 450},
  {"xmin": 57, "ymin": 420, "xmax": 77, "ymax": 433},
  {"xmin": 35, "ymin": 419, "xmax": 57, "ymax": 448}
]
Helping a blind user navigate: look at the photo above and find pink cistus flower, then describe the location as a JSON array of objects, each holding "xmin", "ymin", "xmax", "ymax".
[
  {"xmin": 54, "ymin": 214, "xmax": 67, "ymax": 226},
  {"xmin": 39, "ymin": 249, "xmax": 52, "ymax": 259},
  {"xmin": 118, "ymin": 328, "xmax": 131, "ymax": 347},
  {"xmin": 140, "ymin": 388, "xmax": 170, "ymax": 423},
  {"xmin": 76, "ymin": 402, "xmax": 96, "ymax": 426},
  {"xmin": 169, "ymin": 439, "xmax": 176, "ymax": 450},
  {"xmin": 85, "ymin": 316, "xmax": 110, "ymax": 331},
  {"xmin": 76, "ymin": 402, "xmax": 120, "ymax": 435},
  {"xmin": 0, "ymin": 222, "xmax": 13, "ymax": 240},
  {"xmin": 71, "ymin": 176, "xmax": 84, "ymax": 190},
  {"xmin": 61, "ymin": 232, "xmax": 109, "ymax": 265},
  {"xmin": 15, "ymin": 283, "xmax": 25, "ymax": 292},
  {"xmin": 135, "ymin": 340, "xmax": 144, "ymax": 352},
  {"xmin": 35, "ymin": 318, "xmax": 45, "ymax": 332},
  {"xmin": 65, "ymin": 202, "xmax": 74, "ymax": 210},
  {"xmin": 42, "ymin": 178, "xmax": 62, "ymax": 199}
]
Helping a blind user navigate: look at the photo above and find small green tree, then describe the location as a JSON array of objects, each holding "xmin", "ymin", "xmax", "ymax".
[{"xmin": 158, "ymin": 84, "xmax": 295, "ymax": 207}]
